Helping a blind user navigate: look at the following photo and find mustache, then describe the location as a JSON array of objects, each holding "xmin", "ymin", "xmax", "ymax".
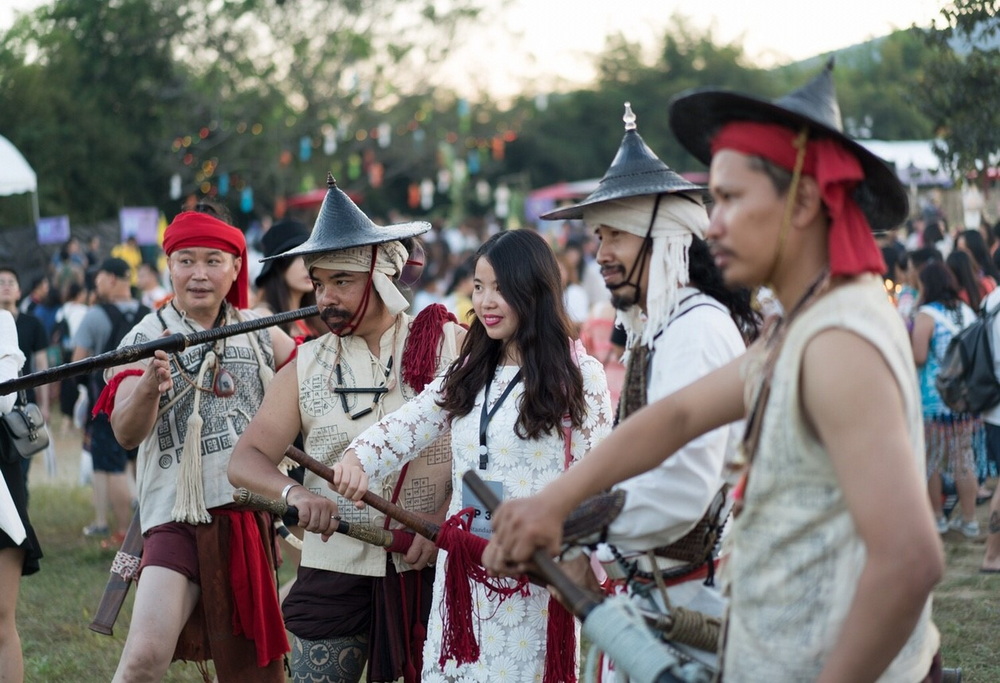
[{"xmin": 320, "ymin": 307, "xmax": 353, "ymax": 323}]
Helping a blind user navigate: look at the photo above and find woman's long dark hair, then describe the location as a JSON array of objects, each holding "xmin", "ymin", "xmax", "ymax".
[
  {"xmin": 959, "ymin": 229, "xmax": 1000, "ymax": 281},
  {"xmin": 919, "ymin": 260, "xmax": 962, "ymax": 309},
  {"xmin": 438, "ymin": 230, "xmax": 586, "ymax": 439},
  {"xmin": 687, "ymin": 236, "xmax": 762, "ymax": 343},
  {"xmin": 258, "ymin": 259, "xmax": 318, "ymax": 334},
  {"xmin": 945, "ymin": 250, "xmax": 981, "ymax": 312}
]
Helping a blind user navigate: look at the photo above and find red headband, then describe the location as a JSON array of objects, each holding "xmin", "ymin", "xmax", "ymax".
[
  {"xmin": 711, "ymin": 121, "xmax": 885, "ymax": 278},
  {"xmin": 163, "ymin": 211, "xmax": 249, "ymax": 309}
]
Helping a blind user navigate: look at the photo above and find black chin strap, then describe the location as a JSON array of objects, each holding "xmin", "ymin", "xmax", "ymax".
[{"xmin": 613, "ymin": 194, "xmax": 663, "ymax": 304}]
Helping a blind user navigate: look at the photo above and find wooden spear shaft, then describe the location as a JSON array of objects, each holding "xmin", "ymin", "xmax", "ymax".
[{"xmin": 283, "ymin": 444, "xmax": 443, "ymax": 542}]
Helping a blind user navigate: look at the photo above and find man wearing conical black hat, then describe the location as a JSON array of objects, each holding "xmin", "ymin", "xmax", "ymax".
[
  {"xmin": 486, "ymin": 62, "xmax": 943, "ymax": 682},
  {"xmin": 229, "ymin": 176, "xmax": 466, "ymax": 683},
  {"xmin": 541, "ymin": 103, "xmax": 759, "ymax": 669}
]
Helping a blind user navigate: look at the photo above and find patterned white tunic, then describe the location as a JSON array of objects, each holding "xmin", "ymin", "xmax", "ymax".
[{"xmin": 352, "ymin": 353, "xmax": 613, "ymax": 682}]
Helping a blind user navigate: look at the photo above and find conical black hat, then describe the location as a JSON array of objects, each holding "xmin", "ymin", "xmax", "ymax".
[
  {"xmin": 668, "ymin": 59, "xmax": 907, "ymax": 231},
  {"xmin": 261, "ymin": 174, "xmax": 430, "ymax": 263},
  {"xmin": 542, "ymin": 103, "xmax": 704, "ymax": 221}
]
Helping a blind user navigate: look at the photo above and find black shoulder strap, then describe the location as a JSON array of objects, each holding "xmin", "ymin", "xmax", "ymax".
[
  {"xmin": 98, "ymin": 302, "xmax": 151, "ymax": 354},
  {"xmin": 647, "ymin": 296, "xmax": 727, "ymax": 386}
]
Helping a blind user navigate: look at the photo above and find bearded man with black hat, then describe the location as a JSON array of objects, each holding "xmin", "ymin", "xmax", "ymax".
[
  {"xmin": 485, "ymin": 61, "xmax": 944, "ymax": 682},
  {"xmin": 541, "ymin": 104, "xmax": 759, "ymax": 670},
  {"xmin": 101, "ymin": 210, "xmax": 298, "ymax": 682},
  {"xmin": 229, "ymin": 175, "xmax": 465, "ymax": 683}
]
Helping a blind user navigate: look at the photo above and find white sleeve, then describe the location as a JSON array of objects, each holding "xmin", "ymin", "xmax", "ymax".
[
  {"xmin": 568, "ymin": 353, "xmax": 614, "ymax": 464},
  {"xmin": 350, "ymin": 377, "xmax": 451, "ymax": 481},
  {"xmin": 0, "ymin": 311, "xmax": 26, "ymax": 414},
  {"xmin": 607, "ymin": 306, "xmax": 745, "ymax": 551}
]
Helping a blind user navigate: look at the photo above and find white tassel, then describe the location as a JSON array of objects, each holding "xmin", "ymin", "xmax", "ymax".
[
  {"xmin": 171, "ymin": 350, "xmax": 214, "ymax": 524},
  {"xmin": 239, "ymin": 309, "xmax": 275, "ymax": 390}
]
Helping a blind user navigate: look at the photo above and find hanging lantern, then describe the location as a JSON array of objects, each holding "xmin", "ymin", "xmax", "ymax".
[
  {"xmin": 494, "ymin": 183, "xmax": 510, "ymax": 219},
  {"xmin": 323, "ymin": 125, "xmax": 337, "ymax": 155},
  {"xmin": 348, "ymin": 154, "xmax": 362, "ymax": 180},
  {"xmin": 377, "ymin": 122, "xmax": 391, "ymax": 149},
  {"xmin": 420, "ymin": 178, "xmax": 435, "ymax": 210},
  {"xmin": 368, "ymin": 162, "xmax": 384, "ymax": 189},
  {"xmin": 476, "ymin": 180, "xmax": 491, "ymax": 205}
]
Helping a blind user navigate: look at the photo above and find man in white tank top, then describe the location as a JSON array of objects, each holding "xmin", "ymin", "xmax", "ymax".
[{"xmin": 486, "ymin": 62, "xmax": 945, "ymax": 683}]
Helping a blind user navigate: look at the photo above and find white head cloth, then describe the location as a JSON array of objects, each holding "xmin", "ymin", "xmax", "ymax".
[
  {"xmin": 585, "ymin": 193, "xmax": 709, "ymax": 350},
  {"xmin": 304, "ymin": 241, "xmax": 410, "ymax": 316}
]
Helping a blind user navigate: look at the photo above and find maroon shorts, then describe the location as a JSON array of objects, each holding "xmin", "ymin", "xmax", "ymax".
[{"xmin": 138, "ymin": 521, "xmax": 200, "ymax": 583}]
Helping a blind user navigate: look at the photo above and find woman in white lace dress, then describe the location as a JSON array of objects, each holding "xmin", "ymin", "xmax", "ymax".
[{"xmin": 334, "ymin": 229, "xmax": 613, "ymax": 682}]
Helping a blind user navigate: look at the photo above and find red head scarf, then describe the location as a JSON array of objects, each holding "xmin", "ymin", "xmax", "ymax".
[
  {"xmin": 710, "ymin": 121, "xmax": 886, "ymax": 278},
  {"xmin": 163, "ymin": 211, "xmax": 249, "ymax": 309}
]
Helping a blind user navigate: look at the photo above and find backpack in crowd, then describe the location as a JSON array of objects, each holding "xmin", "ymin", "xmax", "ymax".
[
  {"xmin": 935, "ymin": 304, "xmax": 1000, "ymax": 415},
  {"xmin": 87, "ymin": 302, "xmax": 151, "ymax": 408}
]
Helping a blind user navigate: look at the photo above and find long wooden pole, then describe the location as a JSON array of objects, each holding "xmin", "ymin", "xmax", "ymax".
[
  {"xmin": 283, "ymin": 444, "xmax": 442, "ymax": 541},
  {"xmin": 0, "ymin": 305, "xmax": 319, "ymax": 396}
]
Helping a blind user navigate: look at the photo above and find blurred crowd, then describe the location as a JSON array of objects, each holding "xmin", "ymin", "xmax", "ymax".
[{"xmin": 882, "ymin": 208, "xmax": 1000, "ymax": 549}]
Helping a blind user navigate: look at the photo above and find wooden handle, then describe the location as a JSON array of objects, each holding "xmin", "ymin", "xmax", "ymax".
[
  {"xmin": 88, "ymin": 508, "xmax": 144, "ymax": 636},
  {"xmin": 232, "ymin": 487, "xmax": 397, "ymax": 548}
]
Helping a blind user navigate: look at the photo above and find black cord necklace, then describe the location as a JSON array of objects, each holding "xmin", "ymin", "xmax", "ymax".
[
  {"xmin": 333, "ymin": 355, "xmax": 393, "ymax": 420},
  {"xmin": 157, "ymin": 303, "xmax": 235, "ymax": 397},
  {"xmin": 478, "ymin": 367, "xmax": 523, "ymax": 470}
]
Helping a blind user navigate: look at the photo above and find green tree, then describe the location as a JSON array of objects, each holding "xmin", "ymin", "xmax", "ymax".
[
  {"xmin": 911, "ymin": 0, "xmax": 999, "ymax": 180},
  {"xmin": 0, "ymin": 0, "xmax": 481, "ymax": 229}
]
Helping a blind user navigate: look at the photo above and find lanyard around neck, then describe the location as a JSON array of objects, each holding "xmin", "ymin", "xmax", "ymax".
[{"xmin": 478, "ymin": 367, "xmax": 523, "ymax": 470}]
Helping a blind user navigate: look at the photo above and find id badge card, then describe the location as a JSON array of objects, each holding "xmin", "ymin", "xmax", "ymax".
[{"xmin": 462, "ymin": 479, "xmax": 504, "ymax": 539}]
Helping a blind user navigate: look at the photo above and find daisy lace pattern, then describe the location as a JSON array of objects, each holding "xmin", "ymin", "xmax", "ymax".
[{"xmin": 351, "ymin": 355, "xmax": 613, "ymax": 681}]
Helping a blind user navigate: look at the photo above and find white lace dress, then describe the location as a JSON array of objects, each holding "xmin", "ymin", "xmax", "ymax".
[{"xmin": 351, "ymin": 355, "xmax": 613, "ymax": 682}]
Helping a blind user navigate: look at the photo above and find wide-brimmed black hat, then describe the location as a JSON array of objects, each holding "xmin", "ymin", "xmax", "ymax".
[
  {"xmin": 542, "ymin": 103, "xmax": 704, "ymax": 222},
  {"xmin": 261, "ymin": 174, "xmax": 430, "ymax": 263},
  {"xmin": 668, "ymin": 59, "xmax": 907, "ymax": 232},
  {"xmin": 254, "ymin": 219, "xmax": 311, "ymax": 287}
]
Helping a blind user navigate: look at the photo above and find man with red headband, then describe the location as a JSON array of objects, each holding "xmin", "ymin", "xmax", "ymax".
[
  {"xmin": 229, "ymin": 176, "xmax": 465, "ymax": 683},
  {"xmin": 485, "ymin": 62, "xmax": 944, "ymax": 682},
  {"xmin": 102, "ymin": 210, "xmax": 297, "ymax": 682}
]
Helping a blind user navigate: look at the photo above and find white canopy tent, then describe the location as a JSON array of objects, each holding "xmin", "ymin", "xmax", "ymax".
[
  {"xmin": 858, "ymin": 139, "xmax": 954, "ymax": 187},
  {"xmin": 0, "ymin": 133, "xmax": 40, "ymax": 225}
]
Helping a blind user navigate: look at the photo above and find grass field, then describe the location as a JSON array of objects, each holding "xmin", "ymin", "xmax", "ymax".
[{"xmin": 14, "ymin": 416, "xmax": 1000, "ymax": 681}]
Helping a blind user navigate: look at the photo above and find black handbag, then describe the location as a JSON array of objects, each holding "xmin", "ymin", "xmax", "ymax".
[{"xmin": 1, "ymin": 390, "xmax": 50, "ymax": 459}]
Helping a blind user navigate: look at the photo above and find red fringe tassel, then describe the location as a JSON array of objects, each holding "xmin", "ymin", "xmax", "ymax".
[
  {"xmin": 91, "ymin": 369, "xmax": 144, "ymax": 418},
  {"xmin": 402, "ymin": 303, "xmax": 459, "ymax": 393},
  {"xmin": 544, "ymin": 595, "xmax": 577, "ymax": 683},
  {"xmin": 437, "ymin": 508, "xmax": 528, "ymax": 670}
]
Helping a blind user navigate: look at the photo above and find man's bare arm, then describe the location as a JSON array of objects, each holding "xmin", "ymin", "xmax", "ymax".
[
  {"xmin": 110, "ymin": 351, "xmax": 172, "ymax": 449},
  {"xmin": 229, "ymin": 360, "xmax": 341, "ymax": 537},
  {"xmin": 485, "ymin": 353, "xmax": 747, "ymax": 570},
  {"xmin": 803, "ymin": 329, "xmax": 943, "ymax": 683}
]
